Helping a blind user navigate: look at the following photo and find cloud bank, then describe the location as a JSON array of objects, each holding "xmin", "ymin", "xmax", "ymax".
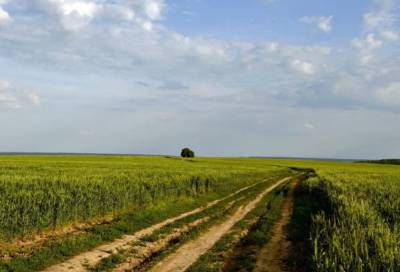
[{"xmin": 0, "ymin": 0, "xmax": 399, "ymax": 158}]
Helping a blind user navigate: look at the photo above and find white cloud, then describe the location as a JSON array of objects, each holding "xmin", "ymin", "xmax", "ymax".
[
  {"xmin": 360, "ymin": 54, "xmax": 375, "ymax": 65},
  {"xmin": 0, "ymin": 5, "xmax": 10, "ymax": 25},
  {"xmin": 300, "ymin": 16, "xmax": 333, "ymax": 33},
  {"xmin": 0, "ymin": 81, "xmax": 19, "ymax": 108},
  {"xmin": 33, "ymin": 0, "xmax": 165, "ymax": 31},
  {"xmin": 363, "ymin": 12, "xmax": 394, "ymax": 30},
  {"xmin": 351, "ymin": 34, "xmax": 384, "ymax": 65},
  {"xmin": 362, "ymin": 0, "xmax": 398, "ymax": 45},
  {"xmin": 267, "ymin": 42, "xmax": 279, "ymax": 52},
  {"xmin": 60, "ymin": 1, "xmax": 98, "ymax": 17},
  {"xmin": 381, "ymin": 30, "xmax": 399, "ymax": 41},
  {"xmin": 28, "ymin": 92, "xmax": 41, "ymax": 106},
  {"xmin": 135, "ymin": 17, "xmax": 153, "ymax": 31},
  {"xmin": 144, "ymin": 0, "xmax": 163, "ymax": 20},
  {"xmin": 36, "ymin": 0, "xmax": 101, "ymax": 31},
  {"xmin": 0, "ymin": 80, "xmax": 19, "ymax": 108},
  {"xmin": 0, "ymin": 0, "xmax": 398, "ymax": 117},
  {"xmin": 290, "ymin": 59, "xmax": 315, "ymax": 75},
  {"xmin": 304, "ymin": 122, "xmax": 315, "ymax": 129},
  {"xmin": 0, "ymin": 0, "xmax": 399, "ymax": 157},
  {"xmin": 375, "ymin": 82, "xmax": 400, "ymax": 105},
  {"xmin": 100, "ymin": 4, "xmax": 135, "ymax": 21},
  {"xmin": 303, "ymin": 46, "xmax": 332, "ymax": 56},
  {"xmin": 352, "ymin": 34, "xmax": 383, "ymax": 50},
  {"xmin": 0, "ymin": 80, "xmax": 41, "ymax": 108},
  {"xmin": 373, "ymin": 0, "xmax": 396, "ymax": 11}
]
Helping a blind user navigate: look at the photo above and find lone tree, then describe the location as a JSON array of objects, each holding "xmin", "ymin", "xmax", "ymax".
[{"xmin": 181, "ymin": 147, "xmax": 195, "ymax": 158}]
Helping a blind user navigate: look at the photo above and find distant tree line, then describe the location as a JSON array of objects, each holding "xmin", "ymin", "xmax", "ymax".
[{"xmin": 358, "ymin": 159, "xmax": 400, "ymax": 165}]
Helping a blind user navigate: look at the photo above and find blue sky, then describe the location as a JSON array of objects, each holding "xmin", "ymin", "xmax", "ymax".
[
  {"xmin": 166, "ymin": 0, "xmax": 367, "ymax": 44},
  {"xmin": 0, "ymin": 0, "xmax": 399, "ymax": 158}
]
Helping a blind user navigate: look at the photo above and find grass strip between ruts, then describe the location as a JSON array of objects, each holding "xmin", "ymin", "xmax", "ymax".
[{"xmin": 89, "ymin": 176, "xmax": 282, "ymax": 271}]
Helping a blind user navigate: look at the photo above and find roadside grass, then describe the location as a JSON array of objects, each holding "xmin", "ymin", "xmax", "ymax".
[
  {"xmin": 89, "ymin": 177, "xmax": 285, "ymax": 272},
  {"xmin": 0, "ymin": 172, "xmax": 291, "ymax": 272},
  {"xmin": 269, "ymin": 159, "xmax": 400, "ymax": 271}
]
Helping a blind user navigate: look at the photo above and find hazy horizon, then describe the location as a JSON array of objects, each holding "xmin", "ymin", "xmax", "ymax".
[
  {"xmin": 0, "ymin": 0, "xmax": 399, "ymax": 159},
  {"xmin": 0, "ymin": 151, "xmax": 375, "ymax": 161}
]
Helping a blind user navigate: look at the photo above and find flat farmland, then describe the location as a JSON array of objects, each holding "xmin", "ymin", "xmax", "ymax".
[
  {"xmin": 0, "ymin": 155, "xmax": 291, "ymax": 271},
  {"xmin": 1, "ymin": 156, "xmax": 400, "ymax": 272}
]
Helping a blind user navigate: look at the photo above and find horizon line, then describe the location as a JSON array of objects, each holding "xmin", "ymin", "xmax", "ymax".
[{"xmin": 0, "ymin": 151, "xmax": 376, "ymax": 161}]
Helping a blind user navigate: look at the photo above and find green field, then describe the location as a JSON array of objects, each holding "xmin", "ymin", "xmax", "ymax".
[
  {"xmin": 1, "ymin": 155, "xmax": 400, "ymax": 272},
  {"xmin": 271, "ymin": 159, "xmax": 400, "ymax": 271}
]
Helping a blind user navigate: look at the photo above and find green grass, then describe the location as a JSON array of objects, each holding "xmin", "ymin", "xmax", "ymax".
[
  {"xmin": 268, "ymin": 159, "xmax": 400, "ymax": 272},
  {"xmin": 0, "ymin": 155, "xmax": 291, "ymax": 272},
  {"xmin": 0, "ymin": 155, "xmax": 286, "ymax": 240},
  {"xmin": 2, "ymin": 155, "xmax": 400, "ymax": 272}
]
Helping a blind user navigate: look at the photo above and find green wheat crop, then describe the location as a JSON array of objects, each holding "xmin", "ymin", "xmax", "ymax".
[{"xmin": 0, "ymin": 155, "xmax": 285, "ymax": 241}]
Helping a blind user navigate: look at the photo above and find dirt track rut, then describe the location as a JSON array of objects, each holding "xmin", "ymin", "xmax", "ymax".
[
  {"xmin": 149, "ymin": 176, "xmax": 292, "ymax": 272},
  {"xmin": 42, "ymin": 178, "xmax": 275, "ymax": 272},
  {"xmin": 254, "ymin": 181, "xmax": 297, "ymax": 272}
]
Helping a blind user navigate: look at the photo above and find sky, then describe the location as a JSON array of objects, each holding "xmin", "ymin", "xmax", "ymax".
[{"xmin": 0, "ymin": 0, "xmax": 399, "ymax": 159}]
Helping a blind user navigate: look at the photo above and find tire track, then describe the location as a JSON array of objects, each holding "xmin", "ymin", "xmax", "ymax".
[
  {"xmin": 253, "ymin": 181, "xmax": 297, "ymax": 272},
  {"xmin": 149, "ymin": 177, "xmax": 292, "ymax": 272},
  {"xmin": 42, "ymin": 178, "xmax": 278, "ymax": 272}
]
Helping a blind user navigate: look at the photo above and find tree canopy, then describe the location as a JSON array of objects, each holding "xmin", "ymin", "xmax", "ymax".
[{"xmin": 181, "ymin": 148, "xmax": 195, "ymax": 158}]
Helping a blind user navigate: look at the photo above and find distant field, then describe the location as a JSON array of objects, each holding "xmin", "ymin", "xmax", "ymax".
[{"xmin": 1, "ymin": 156, "xmax": 399, "ymax": 272}]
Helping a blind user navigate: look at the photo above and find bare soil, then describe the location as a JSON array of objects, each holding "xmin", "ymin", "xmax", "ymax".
[
  {"xmin": 113, "ymin": 217, "xmax": 209, "ymax": 272},
  {"xmin": 253, "ymin": 181, "xmax": 297, "ymax": 272},
  {"xmin": 113, "ymin": 198, "xmax": 239, "ymax": 272}
]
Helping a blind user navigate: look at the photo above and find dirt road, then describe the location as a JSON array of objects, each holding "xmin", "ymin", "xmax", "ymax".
[
  {"xmin": 253, "ymin": 181, "xmax": 297, "ymax": 272},
  {"xmin": 149, "ymin": 176, "xmax": 292, "ymax": 272},
  {"xmin": 42, "ymin": 178, "xmax": 277, "ymax": 272}
]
